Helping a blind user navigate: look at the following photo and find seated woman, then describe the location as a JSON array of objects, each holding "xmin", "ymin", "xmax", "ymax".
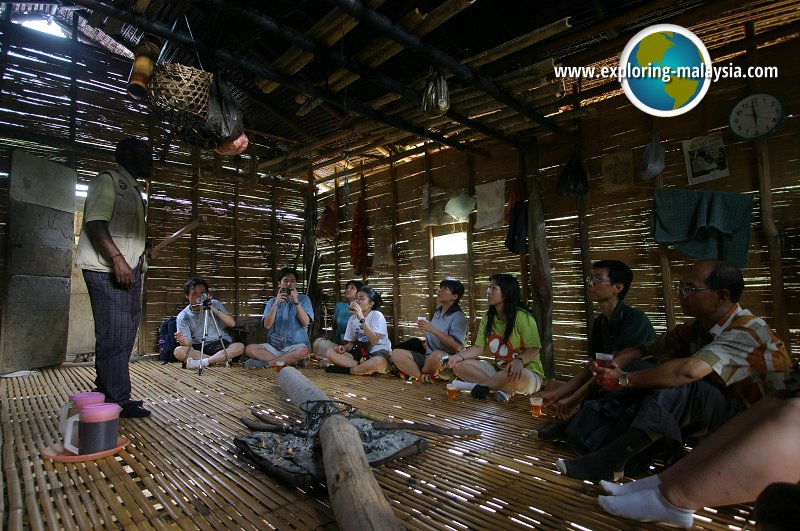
[
  {"xmin": 312, "ymin": 280, "xmax": 364, "ymax": 361},
  {"xmin": 323, "ymin": 286, "xmax": 393, "ymax": 375},
  {"xmin": 597, "ymin": 392, "xmax": 800, "ymax": 528},
  {"xmin": 447, "ymin": 273, "xmax": 544, "ymax": 402},
  {"xmin": 391, "ymin": 278, "xmax": 467, "ymax": 383}
]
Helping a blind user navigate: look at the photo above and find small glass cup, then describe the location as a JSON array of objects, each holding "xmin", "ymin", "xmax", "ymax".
[
  {"xmin": 595, "ymin": 352, "xmax": 614, "ymax": 368},
  {"xmin": 275, "ymin": 360, "xmax": 285, "ymax": 373},
  {"xmin": 530, "ymin": 397, "xmax": 543, "ymax": 417},
  {"xmin": 446, "ymin": 384, "xmax": 457, "ymax": 400}
]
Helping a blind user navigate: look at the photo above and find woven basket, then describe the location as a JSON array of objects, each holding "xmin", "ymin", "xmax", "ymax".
[{"xmin": 149, "ymin": 63, "xmax": 215, "ymax": 147}]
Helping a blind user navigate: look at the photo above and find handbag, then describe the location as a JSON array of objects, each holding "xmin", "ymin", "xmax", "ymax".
[{"xmin": 267, "ymin": 333, "xmax": 288, "ymax": 351}]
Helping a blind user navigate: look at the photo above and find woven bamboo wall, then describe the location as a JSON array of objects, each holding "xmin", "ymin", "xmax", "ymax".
[
  {"xmin": 0, "ymin": 24, "xmax": 309, "ymax": 355},
  {"xmin": 318, "ymin": 37, "xmax": 800, "ymax": 378}
]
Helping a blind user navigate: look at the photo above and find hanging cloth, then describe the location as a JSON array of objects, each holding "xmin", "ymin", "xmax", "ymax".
[{"xmin": 474, "ymin": 179, "xmax": 505, "ymax": 229}]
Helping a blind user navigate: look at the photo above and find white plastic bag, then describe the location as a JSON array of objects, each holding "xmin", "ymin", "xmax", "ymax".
[{"xmin": 638, "ymin": 134, "xmax": 665, "ymax": 181}]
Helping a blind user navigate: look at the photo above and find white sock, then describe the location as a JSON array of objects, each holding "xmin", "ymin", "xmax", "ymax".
[
  {"xmin": 600, "ymin": 474, "xmax": 661, "ymax": 496},
  {"xmin": 450, "ymin": 380, "xmax": 477, "ymax": 392},
  {"xmin": 186, "ymin": 357, "xmax": 209, "ymax": 369},
  {"xmin": 597, "ymin": 488, "xmax": 694, "ymax": 529}
]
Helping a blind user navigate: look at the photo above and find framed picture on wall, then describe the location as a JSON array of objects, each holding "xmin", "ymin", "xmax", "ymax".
[
  {"xmin": 602, "ymin": 150, "xmax": 634, "ymax": 192},
  {"xmin": 683, "ymin": 134, "xmax": 729, "ymax": 185}
]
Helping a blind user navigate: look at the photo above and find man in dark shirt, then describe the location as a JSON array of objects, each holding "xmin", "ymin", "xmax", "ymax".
[{"xmin": 535, "ymin": 260, "xmax": 655, "ymax": 421}]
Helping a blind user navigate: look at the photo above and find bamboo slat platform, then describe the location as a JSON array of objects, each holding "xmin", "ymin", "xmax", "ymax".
[{"xmin": 2, "ymin": 359, "xmax": 755, "ymax": 530}]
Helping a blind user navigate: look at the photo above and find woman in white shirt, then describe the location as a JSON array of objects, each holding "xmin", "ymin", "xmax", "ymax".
[{"xmin": 324, "ymin": 286, "xmax": 392, "ymax": 375}]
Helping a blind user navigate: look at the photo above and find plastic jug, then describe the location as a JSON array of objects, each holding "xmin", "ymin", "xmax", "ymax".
[
  {"xmin": 58, "ymin": 391, "xmax": 105, "ymax": 442},
  {"xmin": 63, "ymin": 403, "xmax": 121, "ymax": 455}
]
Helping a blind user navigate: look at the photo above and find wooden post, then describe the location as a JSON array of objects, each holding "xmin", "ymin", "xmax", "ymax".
[
  {"xmin": 190, "ymin": 147, "xmax": 200, "ymax": 278},
  {"xmin": 425, "ymin": 152, "xmax": 436, "ymax": 317},
  {"xmin": 465, "ymin": 152, "xmax": 478, "ymax": 340},
  {"xmin": 655, "ymin": 173, "xmax": 677, "ymax": 330},
  {"xmin": 269, "ymin": 177, "xmax": 278, "ymax": 288},
  {"xmin": 233, "ymin": 180, "xmax": 240, "ymax": 318},
  {"xmin": 360, "ymin": 171, "xmax": 368, "ymax": 284},
  {"xmin": 334, "ymin": 177, "xmax": 342, "ymax": 298},
  {"xmin": 522, "ymin": 139, "xmax": 555, "ymax": 379},
  {"xmin": 389, "ymin": 163, "xmax": 401, "ymax": 344},
  {"xmin": 277, "ymin": 368, "xmax": 402, "ymax": 530},
  {"xmin": 576, "ymin": 194, "xmax": 594, "ymax": 334},
  {"xmin": 746, "ymin": 22, "xmax": 790, "ymax": 351}
]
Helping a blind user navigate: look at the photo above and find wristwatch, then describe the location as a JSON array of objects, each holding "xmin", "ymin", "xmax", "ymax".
[
  {"xmin": 293, "ymin": 300, "xmax": 300, "ymax": 305},
  {"xmin": 618, "ymin": 372, "xmax": 631, "ymax": 388},
  {"xmin": 359, "ymin": 318, "xmax": 366, "ymax": 324}
]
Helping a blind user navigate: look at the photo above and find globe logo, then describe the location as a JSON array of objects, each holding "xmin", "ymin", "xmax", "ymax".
[{"xmin": 620, "ymin": 24, "xmax": 712, "ymax": 117}]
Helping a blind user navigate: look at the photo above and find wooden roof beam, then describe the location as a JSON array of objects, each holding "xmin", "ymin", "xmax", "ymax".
[
  {"xmin": 326, "ymin": 0, "xmax": 575, "ymax": 141},
  {"xmin": 71, "ymin": 0, "xmax": 474, "ymax": 155}
]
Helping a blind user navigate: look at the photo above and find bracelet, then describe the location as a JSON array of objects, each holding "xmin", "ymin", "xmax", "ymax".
[
  {"xmin": 110, "ymin": 253, "xmax": 122, "ymax": 259},
  {"xmin": 456, "ymin": 353, "xmax": 465, "ymax": 361}
]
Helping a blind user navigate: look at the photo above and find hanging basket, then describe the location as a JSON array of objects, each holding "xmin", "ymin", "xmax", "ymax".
[{"xmin": 149, "ymin": 63, "xmax": 215, "ymax": 148}]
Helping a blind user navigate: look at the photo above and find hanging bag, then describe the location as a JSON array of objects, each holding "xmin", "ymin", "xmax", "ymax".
[
  {"xmin": 638, "ymin": 134, "xmax": 666, "ymax": 181},
  {"xmin": 422, "ymin": 68, "xmax": 450, "ymax": 118},
  {"xmin": 556, "ymin": 153, "xmax": 589, "ymax": 196}
]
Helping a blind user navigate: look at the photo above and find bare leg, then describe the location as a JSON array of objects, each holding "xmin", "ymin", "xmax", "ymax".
[
  {"xmin": 205, "ymin": 342, "xmax": 244, "ymax": 365},
  {"xmin": 662, "ymin": 396, "xmax": 800, "ymax": 510},
  {"xmin": 391, "ymin": 349, "xmax": 421, "ymax": 378},
  {"xmin": 172, "ymin": 345, "xmax": 192, "ymax": 362},
  {"xmin": 422, "ymin": 350, "xmax": 448, "ymax": 375},
  {"xmin": 326, "ymin": 348, "xmax": 358, "ymax": 368},
  {"xmin": 453, "ymin": 359, "xmax": 492, "ymax": 384},
  {"xmin": 245, "ymin": 344, "xmax": 278, "ymax": 364},
  {"xmin": 350, "ymin": 356, "xmax": 388, "ymax": 375},
  {"xmin": 278, "ymin": 346, "xmax": 310, "ymax": 366}
]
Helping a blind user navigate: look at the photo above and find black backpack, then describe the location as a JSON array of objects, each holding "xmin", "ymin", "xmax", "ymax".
[{"xmin": 158, "ymin": 316, "xmax": 179, "ymax": 363}]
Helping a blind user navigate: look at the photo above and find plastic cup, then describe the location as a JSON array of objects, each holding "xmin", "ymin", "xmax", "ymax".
[
  {"xmin": 275, "ymin": 360, "xmax": 285, "ymax": 373},
  {"xmin": 530, "ymin": 397, "xmax": 544, "ymax": 417},
  {"xmin": 446, "ymin": 384, "xmax": 457, "ymax": 400},
  {"xmin": 595, "ymin": 352, "xmax": 614, "ymax": 368}
]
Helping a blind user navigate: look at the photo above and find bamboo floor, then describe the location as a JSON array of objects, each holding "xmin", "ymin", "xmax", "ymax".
[{"xmin": 1, "ymin": 358, "xmax": 755, "ymax": 530}]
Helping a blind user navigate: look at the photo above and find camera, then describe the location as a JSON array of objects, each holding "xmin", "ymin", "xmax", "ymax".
[
  {"xmin": 282, "ymin": 287, "xmax": 292, "ymax": 296},
  {"xmin": 190, "ymin": 293, "xmax": 213, "ymax": 310}
]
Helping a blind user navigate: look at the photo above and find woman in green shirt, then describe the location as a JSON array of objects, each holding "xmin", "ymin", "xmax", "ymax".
[{"xmin": 447, "ymin": 273, "xmax": 544, "ymax": 402}]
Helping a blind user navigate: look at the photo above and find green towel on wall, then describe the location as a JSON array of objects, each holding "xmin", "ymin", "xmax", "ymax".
[{"xmin": 652, "ymin": 189, "xmax": 753, "ymax": 267}]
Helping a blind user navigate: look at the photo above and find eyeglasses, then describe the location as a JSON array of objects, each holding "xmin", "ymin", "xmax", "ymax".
[
  {"xmin": 676, "ymin": 282, "xmax": 712, "ymax": 297},
  {"xmin": 585, "ymin": 276, "xmax": 612, "ymax": 285}
]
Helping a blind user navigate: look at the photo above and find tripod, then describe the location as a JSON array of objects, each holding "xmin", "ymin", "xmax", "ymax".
[{"xmin": 195, "ymin": 298, "xmax": 231, "ymax": 375}]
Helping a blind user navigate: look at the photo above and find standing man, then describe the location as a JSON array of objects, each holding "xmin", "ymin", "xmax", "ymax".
[
  {"xmin": 75, "ymin": 137, "xmax": 153, "ymax": 418},
  {"xmin": 244, "ymin": 267, "xmax": 314, "ymax": 368}
]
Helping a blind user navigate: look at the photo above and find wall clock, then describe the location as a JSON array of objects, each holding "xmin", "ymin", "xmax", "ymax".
[{"xmin": 728, "ymin": 93, "xmax": 784, "ymax": 140}]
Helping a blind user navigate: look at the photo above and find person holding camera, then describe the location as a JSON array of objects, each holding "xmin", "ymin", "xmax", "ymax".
[
  {"xmin": 390, "ymin": 278, "xmax": 467, "ymax": 383},
  {"xmin": 312, "ymin": 279, "xmax": 364, "ymax": 360},
  {"xmin": 244, "ymin": 267, "xmax": 314, "ymax": 368},
  {"xmin": 323, "ymin": 286, "xmax": 392, "ymax": 375},
  {"xmin": 173, "ymin": 277, "xmax": 244, "ymax": 369}
]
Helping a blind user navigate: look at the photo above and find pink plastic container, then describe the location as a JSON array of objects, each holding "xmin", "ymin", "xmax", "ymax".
[
  {"xmin": 63, "ymin": 403, "xmax": 121, "ymax": 455},
  {"xmin": 59, "ymin": 392, "xmax": 106, "ymax": 439}
]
